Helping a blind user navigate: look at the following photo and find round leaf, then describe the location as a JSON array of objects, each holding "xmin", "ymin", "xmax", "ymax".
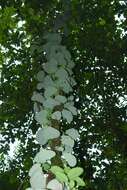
[
  {"xmin": 55, "ymin": 95, "xmax": 67, "ymax": 104},
  {"xmin": 29, "ymin": 163, "xmax": 42, "ymax": 177},
  {"xmin": 43, "ymin": 58, "xmax": 58, "ymax": 74},
  {"xmin": 31, "ymin": 91, "xmax": 45, "ymax": 104},
  {"xmin": 47, "ymin": 179, "xmax": 63, "ymax": 190},
  {"xmin": 34, "ymin": 148, "xmax": 56, "ymax": 163},
  {"xmin": 30, "ymin": 171, "xmax": 46, "ymax": 189},
  {"xmin": 55, "ymin": 68, "xmax": 68, "ymax": 80},
  {"xmin": 61, "ymin": 135, "xmax": 74, "ymax": 147},
  {"xmin": 36, "ymin": 70, "xmax": 45, "ymax": 82},
  {"xmin": 35, "ymin": 110, "xmax": 49, "ymax": 125},
  {"xmin": 43, "ymin": 98, "xmax": 60, "ymax": 109},
  {"xmin": 64, "ymin": 103, "xmax": 77, "ymax": 116},
  {"xmin": 44, "ymin": 86, "xmax": 58, "ymax": 97},
  {"xmin": 52, "ymin": 111, "xmax": 61, "ymax": 120},
  {"xmin": 36, "ymin": 127, "xmax": 60, "ymax": 145},
  {"xmin": 62, "ymin": 109, "xmax": 73, "ymax": 123},
  {"xmin": 65, "ymin": 128, "xmax": 79, "ymax": 140},
  {"xmin": 62, "ymin": 152, "xmax": 77, "ymax": 167}
]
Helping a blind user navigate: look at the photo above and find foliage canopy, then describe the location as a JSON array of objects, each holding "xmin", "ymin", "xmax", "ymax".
[{"xmin": 0, "ymin": 0, "xmax": 127, "ymax": 189}]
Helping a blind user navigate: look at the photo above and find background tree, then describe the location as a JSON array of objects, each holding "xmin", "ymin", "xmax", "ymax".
[{"xmin": 0, "ymin": 0, "xmax": 127, "ymax": 189}]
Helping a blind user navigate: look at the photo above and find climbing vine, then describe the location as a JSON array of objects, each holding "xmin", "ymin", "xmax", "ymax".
[{"xmin": 26, "ymin": 33, "xmax": 85, "ymax": 190}]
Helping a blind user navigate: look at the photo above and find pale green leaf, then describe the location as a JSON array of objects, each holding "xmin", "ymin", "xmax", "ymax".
[
  {"xmin": 67, "ymin": 168, "xmax": 84, "ymax": 180},
  {"xmin": 75, "ymin": 177, "xmax": 85, "ymax": 187},
  {"xmin": 43, "ymin": 163, "xmax": 50, "ymax": 171},
  {"xmin": 29, "ymin": 163, "xmax": 42, "ymax": 177},
  {"xmin": 55, "ymin": 95, "xmax": 67, "ymax": 104},
  {"xmin": 31, "ymin": 91, "xmax": 45, "ymax": 103},
  {"xmin": 35, "ymin": 110, "xmax": 49, "ymax": 125},
  {"xmin": 61, "ymin": 135, "xmax": 74, "ymax": 147},
  {"xmin": 62, "ymin": 152, "xmax": 77, "ymax": 167},
  {"xmin": 55, "ymin": 68, "xmax": 68, "ymax": 80},
  {"xmin": 64, "ymin": 103, "xmax": 77, "ymax": 116},
  {"xmin": 36, "ymin": 127, "xmax": 60, "ymax": 145},
  {"xmin": 54, "ymin": 52, "xmax": 67, "ymax": 66},
  {"xmin": 34, "ymin": 148, "xmax": 56, "ymax": 163},
  {"xmin": 49, "ymin": 45, "xmax": 59, "ymax": 58},
  {"xmin": 44, "ymin": 86, "xmax": 58, "ymax": 97},
  {"xmin": 50, "ymin": 166, "xmax": 64, "ymax": 174},
  {"xmin": 70, "ymin": 78, "xmax": 77, "ymax": 86},
  {"xmin": 64, "ymin": 145, "xmax": 73, "ymax": 153},
  {"xmin": 68, "ymin": 60, "xmax": 75, "ymax": 69},
  {"xmin": 30, "ymin": 171, "xmax": 46, "ymax": 189},
  {"xmin": 36, "ymin": 128, "xmax": 48, "ymax": 145},
  {"xmin": 43, "ymin": 98, "xmax": 60, "ymax": 109},
  {"xmin": 33, "ymin": 102, "xmax": 40, "ymax": 113},
  {"xmin": 56, "ymin": 79, "xmax": 72, "ymax": 93},
  {"xmin": 62, "ymin": 110, "xmax": 73, "ymax": 123},
  {"xmin": 65, "ymin": 128, "xmax": 79, "ymax": 140},
  {"xmin": 36, "ymin": 82, "xmax": 44, "ymax": 90},
  {"xmin": 43, "ymin": 76, "xmax": 55, "ymax": 89},
  {"xmin": 43, "ymin": 58, "xmax": 58, "ymax": 74},
  {"xmin": 36, "ymin": 70, "xmax": 45, "ymax": 82},
  {"xmin": 47, "ymin": 179, "xmax": 63, "ymax": 190},
  {"xmin": 64, "ymin": 167, "xmax": 71, "ymax": 174},
  {"xmin": 69, "ymin": 180, "xmax": 75, "ymax": 189},
  {"xmin": 67, "ymin": 68, "xmax": 73, "ymax": 75},
  {"xmin": 68, "ymin": 96, "xmax": 74, "ymax": 101},
  {"xmin": 52, "ymin": 111, "xmax": 61, "ymax": 120},
  {"xmin": 55, "ymin": 172, "xmax": 68, "ymax": 183}
]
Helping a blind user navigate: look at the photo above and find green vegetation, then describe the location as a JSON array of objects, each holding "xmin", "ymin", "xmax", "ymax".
[{"xmin": 0, "ymin": 0, "xmax": 127, "ymax": 189}]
